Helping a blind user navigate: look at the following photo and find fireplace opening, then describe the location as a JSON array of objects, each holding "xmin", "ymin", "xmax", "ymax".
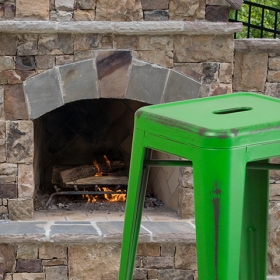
[{"xmin": 33, "ymin": 98, "xmax": 167, "ymax": 214}]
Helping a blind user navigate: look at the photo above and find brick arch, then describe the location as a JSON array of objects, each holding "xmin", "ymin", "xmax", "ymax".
[{"xmin": 23, "ymin": 50, "xmax": 201, "ymax": 120}]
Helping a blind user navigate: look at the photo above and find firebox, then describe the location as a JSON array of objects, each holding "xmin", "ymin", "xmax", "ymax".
[{"xmin": 34, "ymin": 98, "xmax": 146, "ymax": 209}]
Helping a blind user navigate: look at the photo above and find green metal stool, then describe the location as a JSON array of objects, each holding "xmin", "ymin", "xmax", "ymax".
[{"xmin": 119, "ymin": 92, "xmax": 280, "ymax": 280}]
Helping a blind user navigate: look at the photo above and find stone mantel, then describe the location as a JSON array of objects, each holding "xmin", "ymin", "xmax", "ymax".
[
  {"xmin": 235, "ymin": 39, "xmax": 280, "ymax": 52},
  {"xmin": 0, "ymin": 21, "xmax": 242, "ymax": 35}
]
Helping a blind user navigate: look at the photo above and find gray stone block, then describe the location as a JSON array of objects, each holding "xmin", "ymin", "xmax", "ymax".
[
  {"xmin": 59, "ymin": 59, "xmax": 99, "ymax": 103},
  {"xmin": 144, "ymin": 10, "xmax": 169, "ymax": 21},
  {"xmin": 126, "ymin": 60, "xmax": 169, "ymax": 104},
  {"xmin": 162, "ymin": 70, "xmax": 201, "ymax": 103},
  {"xmin": 96, "ymin": 221, "xmax": 150, "ymax": 242},
  {"xmin": 24, "ymin": 68, "xmax": 63, "ymax": 119},
  {"xmin": 141, "ymin": 221, "xmax": 196, "ymax": 243}
]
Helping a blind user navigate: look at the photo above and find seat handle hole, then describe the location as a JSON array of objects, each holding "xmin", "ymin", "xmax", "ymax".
[{"xmin": 213, "ymin": 107, "xmax": 253, "ymax": 115}]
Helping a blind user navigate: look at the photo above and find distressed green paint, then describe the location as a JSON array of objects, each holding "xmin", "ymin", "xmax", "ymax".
[{"xmin": 119, "ymin": 92, "xmax": 280, "ymax": 280}]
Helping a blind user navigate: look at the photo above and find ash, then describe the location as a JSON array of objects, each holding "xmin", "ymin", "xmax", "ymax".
[{"xmin": 34, "ymin": 190, "xmax": 165, "ymax": 213}]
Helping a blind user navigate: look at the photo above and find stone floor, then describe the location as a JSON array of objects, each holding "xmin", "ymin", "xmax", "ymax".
[{"xmin": 32, "ymin": 208, "xmax": 181, "ymax": 222}]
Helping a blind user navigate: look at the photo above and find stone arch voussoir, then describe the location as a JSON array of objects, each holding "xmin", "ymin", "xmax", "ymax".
[{"xmin": 23, "ymin": 50, "xmax": 201, "ymax": 120}]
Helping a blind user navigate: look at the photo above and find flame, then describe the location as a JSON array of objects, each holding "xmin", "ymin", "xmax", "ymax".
[
  {"xmin": 103, "ymin": 187, "xmax": 126, "ymax": 202},
  {"xmin": 103, "ymin": 155, "xmax": 111, "ymax": 169},
  {"xmin": 93, "ymin": 160, "xmax": 103, "ymax": 177}
]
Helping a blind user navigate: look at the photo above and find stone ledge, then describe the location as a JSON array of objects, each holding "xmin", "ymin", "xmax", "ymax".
[
  {"xmin": 0, "ymin": 21, "xmax": 242, "ymax": 35},
  {"xmin": 235, "ymin": 39, "xmax": 280, "ymax": 53},
  {"xmin": 0, "ymin": 220, "xmax": 196, "ymax": 244}
]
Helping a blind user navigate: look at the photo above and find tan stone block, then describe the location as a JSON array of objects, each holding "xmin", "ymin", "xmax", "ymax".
[
  {"xmin": 0, "ymin": 34, "xmax": 17, "ymax": 56},
  {"xmin": 18, "ymin": 164, "xmax": 35, "ymax": 199},
  {"xmin": 0, "ymin": 244, "xmax": 16, "ymax": 277},
  {"xmin": 178, "ymin": 187, "xmax": 194, "ymax": 219},
  {"xmin": 269, "ymin": 56, "xmax": 280, "ymax": 71},
  {"xmin": 95, "ymin": 0, "xmax": 143, "ymax": 21},
  {"xmin": 219, "ymin": 63, "xmax": 232, "ymax": 83},
  {"xmin": 137, "ymin": 244, "xmax": 160, "ymax": 256},
  {"xmin": 268, "ymin": 70, "xmax": 280, "ymax": 83},
  {"xmin": 42, "ymin": 259, "xmax": 67, "ymax": 266},
  {"xmin": 17, "ymin": 244, "xmax": 38, "ymax": 260},
  {"xmin": 141, "ymin": 0, "xmax": 169, "ymax": 10},
  {"xmin": 170, "ymin": 0, "xmax": 205, "ymax": 20},
  {"xmin": 4, "ymin": 84, "xmax": 28, "ymax": 120},
  {"xmin": 38, "ymin": 34, "xmax": 73, "ymax": 55},
  {"xmin": 141, "ymin": 256, "xmax": 174, "ymax": 269},
  {"xmin": 73, "ymin": 9, "xmax": 95, "ymax": 20},
  {"xmin": 74, "ymin": 34, "xmax": 100, "ymax": 51},
  {"xmin": 3, "ymin": 273, "xmax": 13, "ymax": 280},
  {"xmin": 138, "ymin": 36, "xmax": 173, "ymax": 51},
  {"xmin": 175, "ymin": 244, "xmax": 197, "ymax": 270},
  {"xmin": 210, "ymin": 82, "xmax": 232, "ymax": 96},
  {"xmin": 174, "ymin": 35, "xmax": 234, "ymax": 63},
  {"xmin": 134, "ymin": 50, "xmax": 173, "ymax": 68},
  {"xmin": 77, "ymin": 0, "xmax": 95, "ymax": 9},
  {"xmin": 17, "ymin": 34, "xmax": 38, "ymax": 56},
  {"xmin": 173, "ymin": 63, "xmax": 202, "ymax": 82},
  {"xmin": 0, "ymin": 139, "xmax": 6, "ymax": 163},
  {"xmin": 8, "ymin": 199, "xmax": 33, "ymax": 220},
  {"xmin": 233, "ymin": 52, "xmax": 268, "ymax": 92},
  {"xmin": 265, "ymin": 83, "xmax": 280, "ymax": 98},
  {"xmin": 16, "ymin": 0, "xmax": 49, "ymax": 20},
  {"xmin": 147, "ymin": 269, "xmax": 158, "ymax": 279},
  {"xmin": 0, "ymin": 57, "xmax": 15, "ymax": 71},
  {"xmin": 44, "ymin": 266, "xmax": 67, "ymax": 280},
  {"xmin": 68, "ymin": 244, "xmax": 121, "ymax": 280},
  {"xmin": 0, "ymin": 70, "xmax": 35, "ymax": 85},
  {"xmin": 35, "ymin": 56, "xmax": 55, "ymax": 70},
  {"xmin": 55, "ymin": 55, "xmax": 74, "ymax": 65},
  {"xmin": 0, "ymin": 86, "xmax": 4, "ymax": 103},
  {"xmin": 270, "ymin": 157, "xmax": 280, "ymax": 179},
  {"xmin": 13, "ymin": 273, "xmax": 45, "ymax": 280},
  {"xmin": 74, "ymin": 50, "xmax": 95, "ymax": 62},
  {"xmin": 39, "ymin": 244, "xmax": 67, "ymax": 259},
  {"xmin": 0, "ymin": 205, "xmax": 8, "ymax": 215},
  {"xmin": 101, "ymin": 35, "xmax": 114, "ymax": 49},
  {"xmin": 55, "ymin": 0, "xmax": 74, "ymax": 11},
  {"xmin": 115, "ymin": 35, "xmax": 139, "ymax": 50},
  {"xmin": 206, "ymin": 0, "xmax": 230, "ymax": 5},
  {"xmin": 2, "ymin": 198, "xmax": 7, "ymax": 205},
  {"xmin": 6, "ymin": 121, "xmax": 34, "ymax": 164}
]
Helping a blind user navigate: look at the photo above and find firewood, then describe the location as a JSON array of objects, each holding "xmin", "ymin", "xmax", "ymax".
[
  {"xmin": 59, "ymin": 161, "xmax": 125, "ymax": 183},
  {"xmin": 65, "ymin": 175, "xmax": 128, "ymax": 185}
]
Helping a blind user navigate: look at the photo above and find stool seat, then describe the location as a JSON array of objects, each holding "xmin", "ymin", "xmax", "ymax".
[
  {"xmin": 119, "ymin": 93, "xmax": 280, "ymax": 280},
  {"xmin": 136, "ymin": 92, "xmax": 280, "ymax": 148}
]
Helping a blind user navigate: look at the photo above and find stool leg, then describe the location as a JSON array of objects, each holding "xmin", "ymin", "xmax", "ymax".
[
  {"xmin": 119, "ymin": 131, "xmax": 151, "ymax": 280},
  {"xmin": 239, "ymin": 160, "xmax": 269, "ymax": 280},
  {"xmin": 192, "ymin": 148, "xmax": 247, "ymax": 280}
]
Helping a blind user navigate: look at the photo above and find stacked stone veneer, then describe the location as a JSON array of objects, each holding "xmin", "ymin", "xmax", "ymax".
[{"xmin": 0, "ymin": 220, "xmax": 197, "ymax": 280}]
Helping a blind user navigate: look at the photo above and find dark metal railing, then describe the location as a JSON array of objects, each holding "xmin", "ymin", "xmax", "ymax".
[{"xmin": 229, "ymin": 0, "xmax": 280, "ymax": 38}]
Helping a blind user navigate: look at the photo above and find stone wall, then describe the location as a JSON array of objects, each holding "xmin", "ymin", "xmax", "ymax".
[
  {"xmin": 0, "ymin": 0, "xmax": 232, "ymax": 22},
  {"xmin": 0, "ymin": 242, "xmax": 198, "ymax": 280}
]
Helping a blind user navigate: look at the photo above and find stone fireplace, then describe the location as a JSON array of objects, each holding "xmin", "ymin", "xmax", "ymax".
[
  {"xmin": 0, "ymin": 20, "xmax": 241, "ymax": 221},
  {"xmin": 24, "ymin": 49, "xmax": 201, "ymax": 215}
]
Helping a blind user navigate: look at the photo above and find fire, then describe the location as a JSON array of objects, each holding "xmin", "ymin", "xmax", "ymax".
[
  {"xmin": 103, "ymin": 187, "xmax": 126, "ymax": 202},
  {"xmin": 103, "ymin": 155, "xmax": 111, "ymax": 169},
  {"xmin": 81, "ymin": 156, "xmax": 126, "ymax": 203},
  {"xmin": 82, "ymin": 187, "xmax": 126, "ymax": 203},
  {"xmin": 93, "ymin": 160, "xmax": 102, "ymax": 176}
]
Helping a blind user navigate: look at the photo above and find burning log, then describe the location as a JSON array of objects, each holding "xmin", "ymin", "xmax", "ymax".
[
  {"xmin": 59, "ymin": 161, "xmax": 125, "ymax": 184},
  {"xmin": 65, "ymin": 175, "xmax": 128, "ymax": 186}
]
